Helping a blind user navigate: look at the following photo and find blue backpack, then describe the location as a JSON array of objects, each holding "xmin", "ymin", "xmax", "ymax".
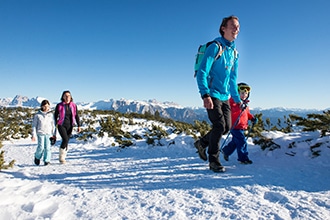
[
  {"xmin": 194, "ymin": 40, "xmax": 223, "ymax": 77},
  {"xmin": 194, "ymin": 40, "xmax": 238, "ymax": 77}
]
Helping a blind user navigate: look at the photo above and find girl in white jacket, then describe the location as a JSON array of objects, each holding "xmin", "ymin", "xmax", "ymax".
[{"xmin": 32, "ymin": 100, "xmax": 56, "ymax": 165}]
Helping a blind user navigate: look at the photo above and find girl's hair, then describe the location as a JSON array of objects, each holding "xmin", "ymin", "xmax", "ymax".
[
  {"xmin": 60, "ymin": 90, "xmax": 73, "ymax": 102},
  {"xmin": 40, "ymin": 99, "xmax": 50, "ymax": 107},
  {"xmin": 219, "ymin": 15, "xmax": 239, "ymax": 36},
  {"xmin": 40, "ymin": 99, "xmax": 50, "ymax": 111}
]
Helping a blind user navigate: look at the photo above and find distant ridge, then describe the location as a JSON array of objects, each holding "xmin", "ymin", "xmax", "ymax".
[
  {"xmin": 0, "ymin": 95, "xmax": 325, "ymax": 124},
  {"xmin": 0, "ymin": 95, "xmax": 204, "ymax": 123}
]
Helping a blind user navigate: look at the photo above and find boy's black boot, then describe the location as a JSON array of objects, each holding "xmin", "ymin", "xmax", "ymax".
[{"xmin": 239, "ymin": 159, "xmax": 253, "ymax": 165}]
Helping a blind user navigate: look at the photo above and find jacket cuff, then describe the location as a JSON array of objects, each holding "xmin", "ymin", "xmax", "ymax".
[{"xmin": 202, "ymin": 94, "xmax": 210, "ymax": 99}]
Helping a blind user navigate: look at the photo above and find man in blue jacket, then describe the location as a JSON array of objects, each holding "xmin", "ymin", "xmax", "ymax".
[{"xmin": 195, "ymin": 15, "xmax": 243, "ymax": 172}]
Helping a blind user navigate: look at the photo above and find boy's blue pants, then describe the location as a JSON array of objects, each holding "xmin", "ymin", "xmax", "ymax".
[
  {"xmin": 222, "ymin": 129, "xmax": 249, "ymax": 162},
  {"xmin": 35, "ymin": 134, "xmax": 51, "ymax": 163}
]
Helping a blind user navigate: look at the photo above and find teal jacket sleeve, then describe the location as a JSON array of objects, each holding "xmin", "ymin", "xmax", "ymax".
[{"xmin": 229, "ymin": 56, "xmax": 241, "ymax": 103}]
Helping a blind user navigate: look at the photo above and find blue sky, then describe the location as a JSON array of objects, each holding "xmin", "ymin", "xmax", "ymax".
[{"xmin": 0, "ymin": 0, "xmax": 329, "ymax": 110}]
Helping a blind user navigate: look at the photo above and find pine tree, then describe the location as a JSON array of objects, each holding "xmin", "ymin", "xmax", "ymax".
[
  {"xmin": 247, "ymin": 113, "xmax": 263, "ymax": 138},
  {"xmin": 290, "ymin": 110, "xmax": 330, "ymax": 137},
  {"xmin": 0, "ymin": 140, "xmax": 15, "ymax": 171}
]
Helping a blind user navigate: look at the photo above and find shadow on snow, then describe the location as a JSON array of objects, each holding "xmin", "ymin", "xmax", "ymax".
[{"xmin": 7, "ymin": 141, "xmax": 329, "ymax": 193}]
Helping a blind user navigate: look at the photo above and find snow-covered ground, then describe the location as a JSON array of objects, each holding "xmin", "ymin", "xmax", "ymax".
[{"xmin": 1, "ymin": 130, "xmax": 330, "ymax": 219}]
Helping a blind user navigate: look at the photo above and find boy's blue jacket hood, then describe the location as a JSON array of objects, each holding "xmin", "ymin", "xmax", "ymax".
[{"xmin": 196, "ymin": 36, "xmax": 241, "ymax": 103}]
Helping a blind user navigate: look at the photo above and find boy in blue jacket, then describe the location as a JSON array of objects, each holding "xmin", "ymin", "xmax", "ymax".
[{"xmin": 195, "ymin": 15, "xmax": 243, "ymax": 172}]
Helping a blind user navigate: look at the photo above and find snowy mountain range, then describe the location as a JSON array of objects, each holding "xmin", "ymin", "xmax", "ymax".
[{"xmin": 0, "ymin": 95, "xmax": 325, "ymax": 124}]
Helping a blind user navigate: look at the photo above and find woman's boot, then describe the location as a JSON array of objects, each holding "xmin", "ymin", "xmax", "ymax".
[{"xmin": 59, "ymin": 148, "xmax": 67, "ymax": 164}]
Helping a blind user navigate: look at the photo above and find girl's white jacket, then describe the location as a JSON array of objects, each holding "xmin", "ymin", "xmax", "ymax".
[{"xmin": 32, "ymin": 110, "xmax": 56, "ymax": 137}]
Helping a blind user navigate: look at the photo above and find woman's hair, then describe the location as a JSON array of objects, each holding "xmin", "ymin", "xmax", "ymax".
[
  {"xmin": 60, "ymin": 90, "xmax": 73, "ymax": 102},
  {"xmin": 219, "ymin": 15, "xmax": 239, "ymax": 36},
  {"xmin": 40, "ymin": 99, "xmax": 50, "ymax": 111}
]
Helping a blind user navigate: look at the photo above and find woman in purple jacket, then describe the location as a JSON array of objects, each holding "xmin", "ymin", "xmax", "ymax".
[{"xmin": 54, "ymin": 90, "xmax": 81, "ymax": 164}]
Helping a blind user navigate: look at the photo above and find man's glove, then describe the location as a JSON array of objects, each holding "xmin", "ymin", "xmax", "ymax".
[
  {"xmin": 240, "ymin": 99, "xmax": 249, "ymax": 110},
  {"xmin": 251, "ymin": 117, "xmax": 258, "ymax": 125},
  {"xmin": 243, "ymin": 99, "xmax": 250, "ymax": 105},
  {"xmin": 240, "ymin": 102, "xmax": 248, "ymax": 110}
]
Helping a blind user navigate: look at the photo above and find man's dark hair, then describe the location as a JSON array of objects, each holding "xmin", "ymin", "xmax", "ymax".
[{"xmin": 219, "ymin": 15, "xmax": 239, "ymax": 36}]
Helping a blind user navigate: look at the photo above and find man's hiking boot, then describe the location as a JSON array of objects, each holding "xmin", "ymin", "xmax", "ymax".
[
  {"xmin": 209, "ymin": 161, "xmax": 225, "ymax": 173},
  {"xmin": 194, "ymin": 140, "xmax": 207, "ymax": 161},
  {"xmin": 34, "ymin": 157, "xmax": 40, "ymax": 166},
  {"xmin": 239, "ymin": 159, "xmax": 253, "ymax": 165},
  {"xmin": 44, "ymin": 162, "xmax": 50, "ymax": 166}
]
